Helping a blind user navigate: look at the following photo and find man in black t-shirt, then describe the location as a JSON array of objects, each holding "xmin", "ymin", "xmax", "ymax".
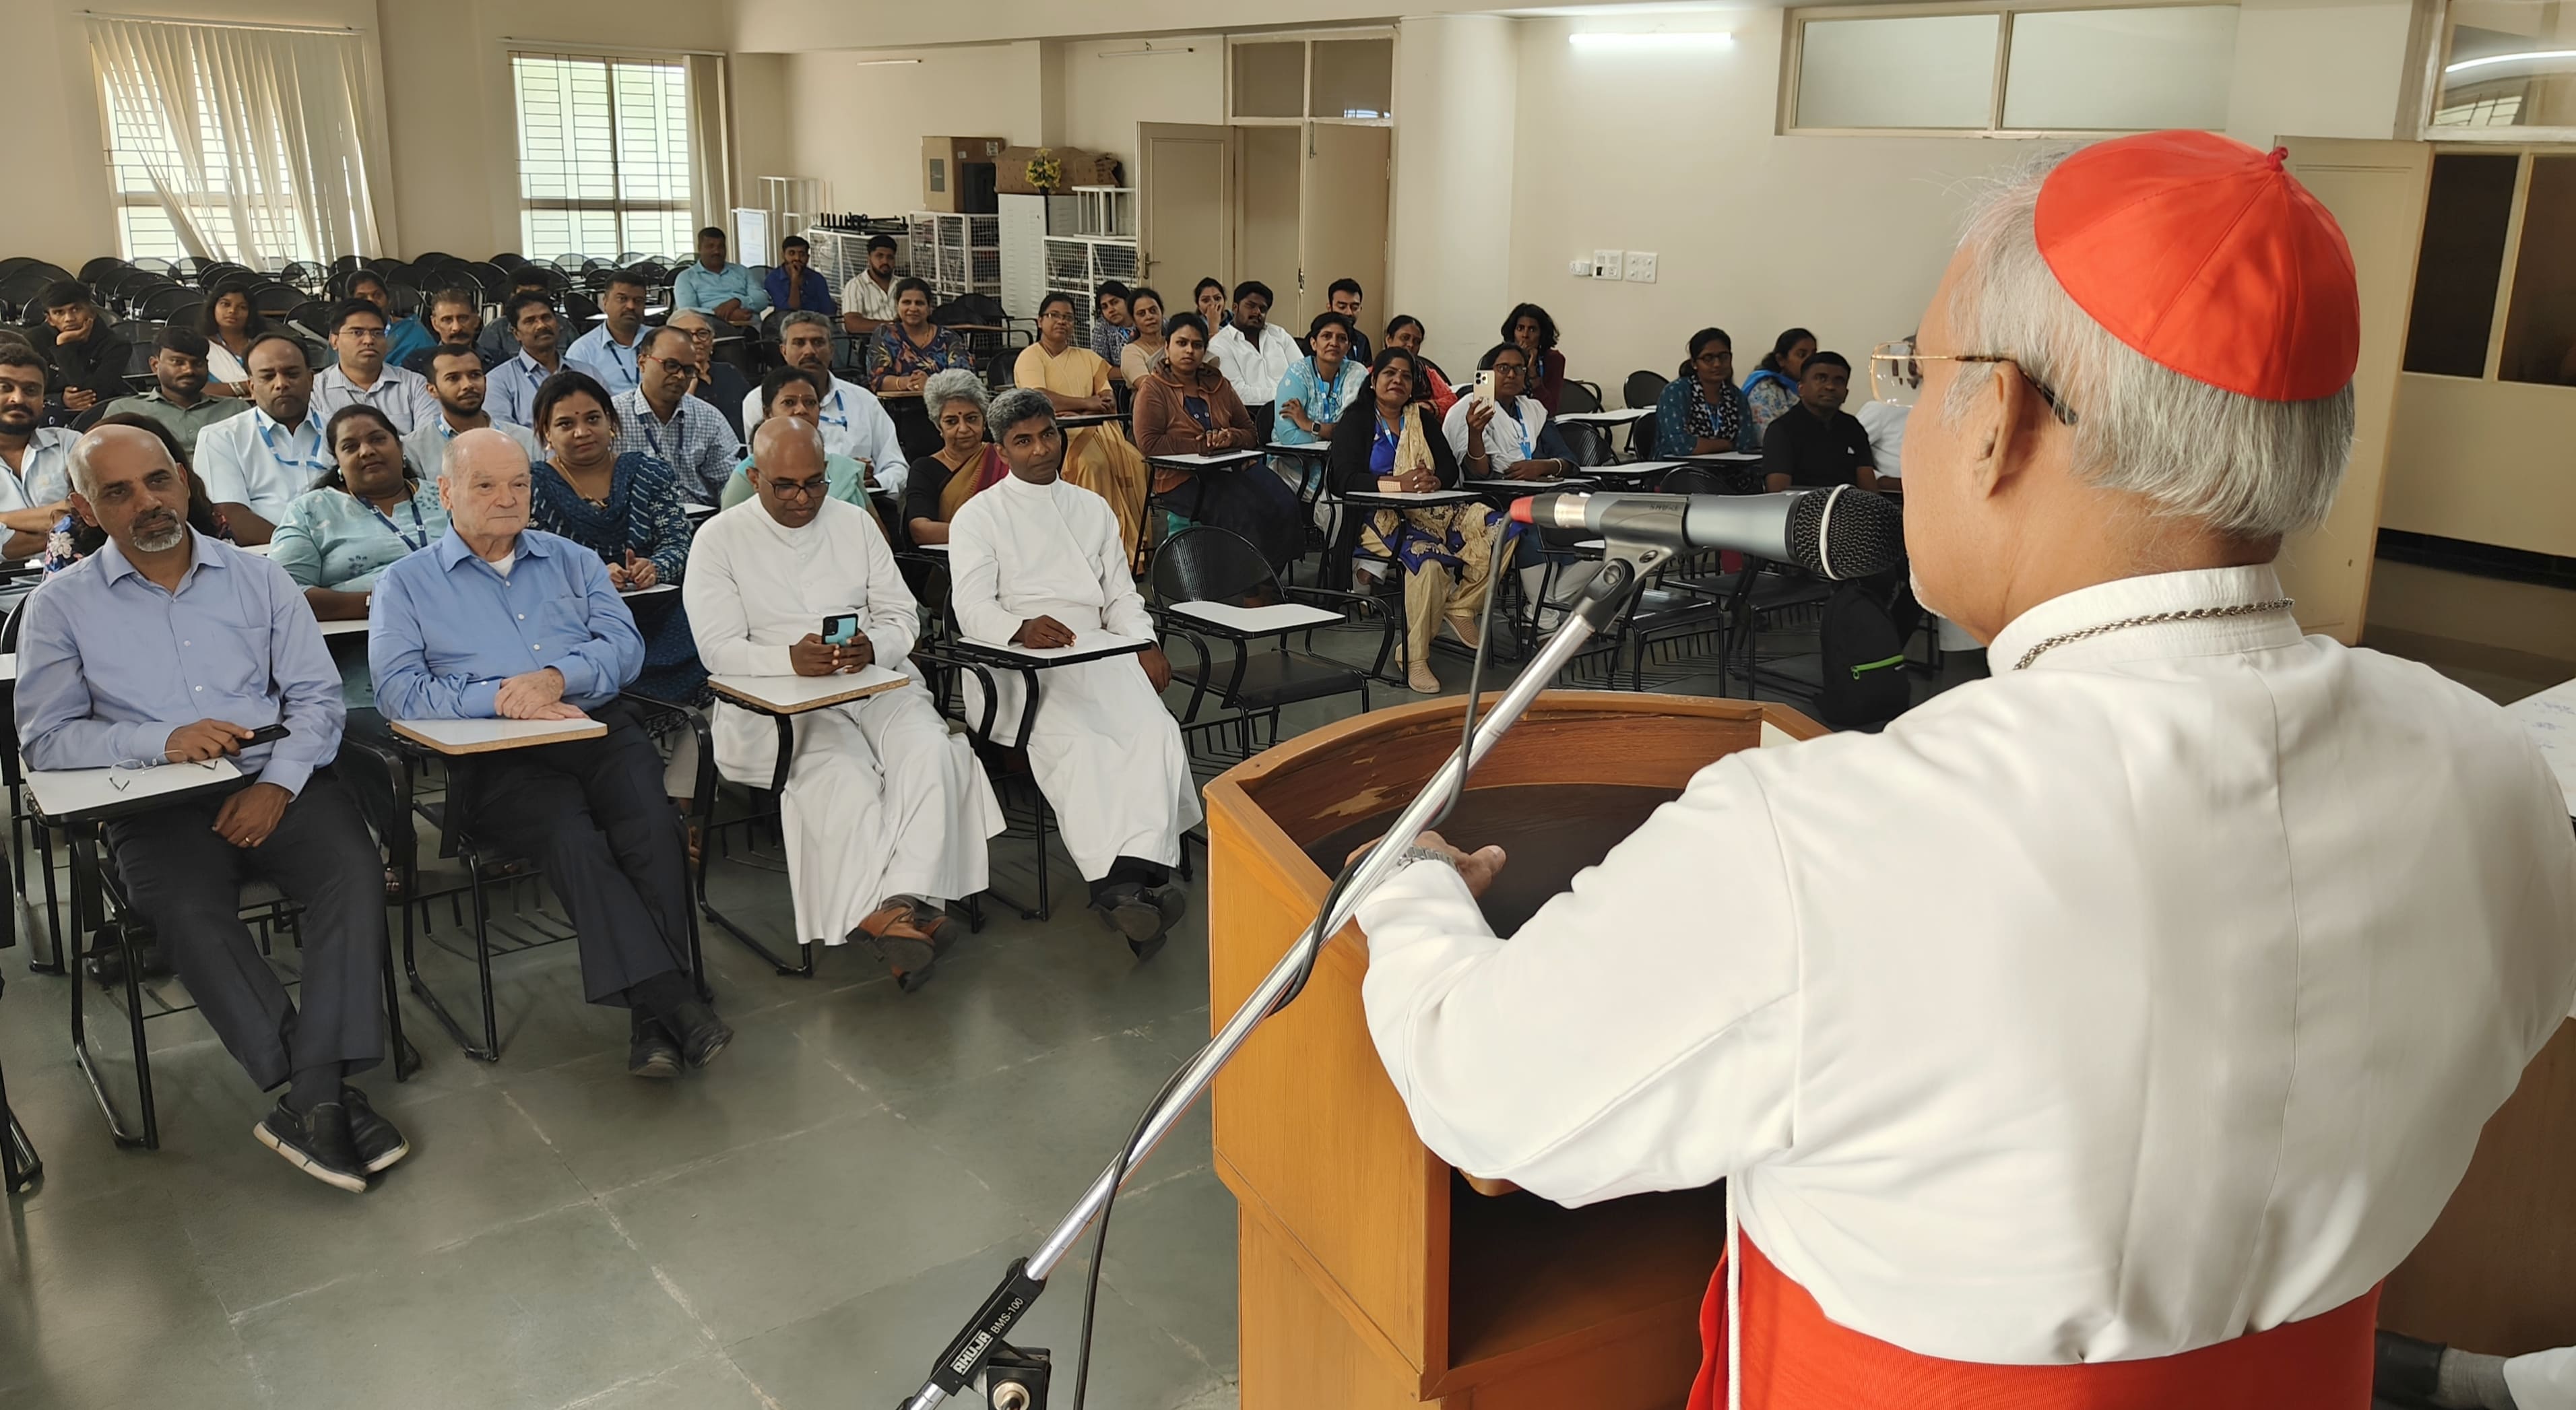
[{"xmin": 1762, "ymin": 350, "xmax": 1882, "ymax": 494}]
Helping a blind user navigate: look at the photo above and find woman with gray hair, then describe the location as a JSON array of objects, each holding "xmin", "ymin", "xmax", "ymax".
[{"xmin": 903, "ymin": 367, "xmax": 1001, "ymax": 545}]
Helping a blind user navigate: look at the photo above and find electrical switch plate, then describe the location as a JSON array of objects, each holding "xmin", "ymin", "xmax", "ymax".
[
  {"xmin": 1624, "ymin": 251, "xmax": 1658, "ymax": 283},
  {"xmin": 1592, "ymin": 249, "xmax": 1624, "ymax": 281},
  {"xmin": 1570, "ymin": 258, "xmax": 1595, "ymax": 278}
]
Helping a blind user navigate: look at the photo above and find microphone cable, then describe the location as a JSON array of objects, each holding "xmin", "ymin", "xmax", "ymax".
[{"xmin": 1069, "ymin": 541, "xmax": 1508, "ymax": 1410}]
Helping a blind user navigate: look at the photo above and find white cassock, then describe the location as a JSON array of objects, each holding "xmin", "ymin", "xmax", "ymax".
[
  {"xmin": 1355, "ymin": 565, "xmax": 2576, "ymax": 1365},
  {"xmin": 683, "ymin": 496, "xmax": 1002, "ymax": 942},
  {"xmin": 946, "ymin": 472, "xmax": 1202, "ymax": 881}
]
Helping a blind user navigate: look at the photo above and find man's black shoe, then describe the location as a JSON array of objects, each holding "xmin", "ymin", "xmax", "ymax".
[
  {"xmin": 340, "ymin": 1089, "xmax": 411, "ymax": 1174},
  {"xmin": 254, "ymin": 1100, "xmax": 368, "ymax": 1193},
  {"xmin": 666, "ymin": 1000, "xmax": 732, "ymax": 1069},
  {"xmin": 1095, "ymin": 883, "xmax": 1173, "ymax": 961},
  {"xmin": 629, "ymin": 1023, "xmax": 684, "ymax": 1079}
]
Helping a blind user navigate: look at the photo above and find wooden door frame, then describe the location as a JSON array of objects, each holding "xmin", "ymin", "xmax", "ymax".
[{"xmin": 1138, "ymin": 121, "xmax": 1233, "ymax": 292}]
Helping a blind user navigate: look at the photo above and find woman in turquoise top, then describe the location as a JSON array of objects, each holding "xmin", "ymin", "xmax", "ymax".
[
  {"xmin": 1655, "ymin": 327, "xmax": 1756, "ymax": 457},
  {"xmin": 271, "ymin": 402, "xmax": 451, "ymax": 856},
  {"xmin": 1741, "ymin": 326, "xmax": 1816, "ymax": 435},
  {"xmin": 1273, "ymin": 311, "xmax": 1365, "ymax": 449},
  {"xmin": 715, "ymin": 368, "xmax": 877, "ymax": 512}
]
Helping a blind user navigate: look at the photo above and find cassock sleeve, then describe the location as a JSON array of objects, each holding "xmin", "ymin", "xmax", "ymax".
[
  {"xmin": 946, "ymin": 505, "xmax": 1023, "ymax": 647},
  {"xmin": 1092, "ymin": 500, "xmax": 1153, "ymax": 640},
  {"xmin": 1356, "ymin": 751, "xmax": 1803, "ymax": 1207},
  {"xmin": 682, "ymin": 521, "xmax": 794, "ymax": 678}
]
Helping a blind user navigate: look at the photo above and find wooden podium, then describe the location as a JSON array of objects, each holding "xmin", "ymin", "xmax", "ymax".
[{"xmin": 1204, "ymin": 692, "xmax": 1825, "ymax": 1409}]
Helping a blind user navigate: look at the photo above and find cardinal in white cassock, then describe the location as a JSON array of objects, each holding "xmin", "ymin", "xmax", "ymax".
[{"xmin": 1352, "ymin": 132, "xmax": 2576, "ymax": 1410}]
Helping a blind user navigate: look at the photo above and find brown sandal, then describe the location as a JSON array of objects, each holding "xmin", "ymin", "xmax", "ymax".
[{"xmin": 858, "ymin": 903, "xmax": 944, "ymax": 993}]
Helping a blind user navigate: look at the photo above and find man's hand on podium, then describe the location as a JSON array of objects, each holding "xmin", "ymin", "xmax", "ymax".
[{"xmin": 1348, "ymin": 829, "xmax": 1506, "ymax": 898}]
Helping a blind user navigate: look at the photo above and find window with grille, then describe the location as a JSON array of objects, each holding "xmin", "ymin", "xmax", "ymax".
[
  {"xmin": 101, "ymin": 67, "xmax": 319, "ymax": 261},
  {"xmin": 512, "ymin": 53, "xmax": 694, "ymax": 261}
]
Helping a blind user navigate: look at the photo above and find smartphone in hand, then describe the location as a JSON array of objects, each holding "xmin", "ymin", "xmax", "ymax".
[
  {"xmin": 823, "ymin": 612, "xmax": 859, "ymax": 647},
  {"xmin": 244, "ymin": 724, "xmax": 292, "ymax": 745}
]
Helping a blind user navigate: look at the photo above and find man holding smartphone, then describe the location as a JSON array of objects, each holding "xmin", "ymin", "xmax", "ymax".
[{"xmin": 15, "ymin": 423, "xmax": 401, "ymax": 1193}]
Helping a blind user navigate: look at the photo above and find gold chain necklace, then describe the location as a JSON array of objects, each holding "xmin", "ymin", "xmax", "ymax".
[{"xmin": 2012, "ymin": 599, "xmax": 2294, "ymax": 672}]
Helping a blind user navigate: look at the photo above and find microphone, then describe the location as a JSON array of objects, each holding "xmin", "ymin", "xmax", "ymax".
[{"xmin": 1509, "ymin": 486, "xmax": 1903, "ymax": 581}]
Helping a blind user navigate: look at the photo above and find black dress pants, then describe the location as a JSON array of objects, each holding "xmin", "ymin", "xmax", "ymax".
[
  {"xmin": 455, "ymin": 705, "xmax": 690, "ymax": 1006},
  {"xmin": 103, "ymin": 771, "xmax": 386, "ymax": 1091}
]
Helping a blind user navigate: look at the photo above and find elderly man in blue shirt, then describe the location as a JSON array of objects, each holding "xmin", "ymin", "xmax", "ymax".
[
  {"xmin": 369, "ymin": 427, "xmax": 732, "ymax": 1079},
  {"xmin": 672, "ymin": 226, "xmax": 767, "ymax": 333},
  {"xmin": 15, "ymin": 422, "xmax": 402, "ymax": 1194}
]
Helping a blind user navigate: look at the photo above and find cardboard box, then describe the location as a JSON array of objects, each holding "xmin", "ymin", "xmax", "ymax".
[
  {"xmin": 994, "ymin": 146, "xmax": 1126, "ymax": 195},
  {"xmin": 921, "ymin": 137, "xmax": 1008, "ymax": 213}
]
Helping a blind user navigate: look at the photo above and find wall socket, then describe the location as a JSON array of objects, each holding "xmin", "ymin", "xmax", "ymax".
[
  {"xmin": 1624, "ymin": 251, "xmax": 1659, "ymax": 284},
  {"xmin": 1592, "ymin": 249, "xmax": 1625, "ymax": 281},
  {"xmin": 1568, "ymin": 257, "xmax": 1595, "ymax": 278}
]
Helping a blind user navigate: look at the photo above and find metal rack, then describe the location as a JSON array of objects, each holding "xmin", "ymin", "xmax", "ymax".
[
  {"xmin": 805, "ymin": 221, "xmax": 911, "ymax": 301},
  {"xmin": 1042, "ymin": 235, "xmax": 1141, "ymax": 347},
  {"xmin": 907, "ymin": 211, "xmax": 1003, "ymax": 302}
]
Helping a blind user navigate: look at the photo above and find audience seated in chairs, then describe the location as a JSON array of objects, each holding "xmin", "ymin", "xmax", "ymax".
[
  {"xmin": 1273, "ymin": 311, "xmax": 1365, "ymax": 452},
  {"xmin": 567, "ymin": 267, "xmax": 651, "ymax": 397},
  {"xmin": 1337, "ymin": 349, "xmax": 1518, "ymax": 695},
  {"xmin": 1208, "ymin": 281, "xmax": 1293, "ymax": 443},
  {"xmin": 486, "ymin": 291, "xmax": 569, "ymax": 429},
  {"xmin": 1742, "ymin": 326, "xmax": 1817, "ymax": 438},
  {"xmin": 766, "ymin": 234, "xmax": 836, "ymax": 317},
  {"xmin": 1119, "ymin": 287, "xmax": 1170, "ymax": 389},
  {"xmin": 103, "ymin": 326, "xmax": 247, "ymax": 456},
  {"xmin": 399, "ymin": 286, "xmax": 490, "ymax": 377},
  {"xmin": 1500, "ymin": 302, "xmax": 1567, "ymax": 416},
  {"xmin": 1383, "ymin": 316, "xmax": 1457, "ymax": 416},
  {"xmin": 840, "ymin": 234, "xmax": 901, "ymax": 338},
  {"xmin": 613, "ymin": 326, "xmax": 742, "ymax": 503},
  {"xmin": 1132, "ymin": 311, "xmax": 1301, "ymax": 571},
  {"xmin": 866, "ymin": 278, "xmax": 972, "ymax": 397},
  {"xmin": 1015, "ymin": 292, "xmax": 1152, "ymax": 560},
  {"xmin": 948, "ymin": 389, "xmax": 1198, "ymax": 957},
  {"xmin": 195, "ymin": 331, "xmax": 330, "ymax": 544},
  {"xmin": 273, "ymin": 404, "xmax": 451, "ymax": 854},
  {"xmin": 684, "ymin": 416, "xmax": 1002, "ymax": 990},
  {"xmin": 37, "ymin": 282, "xmax": 132, "ymax": 427},
  {"xmin": 313, "ymin": 298, "xmax": 437, "ymax": 437},
  {"xmin": 662, "ymin": 309, "xmax": 752, "ymax": 439},
  {"xmin": 719, "ymin": 368, "xmax": 876, "ymax": 514},
  {"xmin": 742, "ymin": 311, "xmax": 909, "ymax": 499},
  {"xmin": 903, "ymin": 368, "xmax": 1006, "ymax": 546},
  {"xmin": 476, "ymin": 266, "xmax": 555, "ymax": 366},
  {"xmin": 369, "ymin": 428, "xmax": 732, "ymax": 1079},
  {"xmin": 346, "ymin": 271, "xmax": 435, "ymax": 372},
  {"xmin": 1656, "ymin": 327, "xmax": 1756, "ymax": 457},
  {"xmin": 1090, "ymin": 280, "xmax": 1134, "ymax": 373},
  {"xmin": 673, "ymin": 226, "xmax": 766, "ymax": 331},
  {"xmin": 406, "ymin": 344, "xmax": 542, "ymax": 473},
  {"xmin": 1448, "ymin": 342, "xmax": 1579, "ymax": 625},
  {"xmin": 1, "ymin": 343, "xmax": 82, "ymax": 555},
  {"xmin": 1762, "ymin": 350, "xmax": 1881, "ymax": 494},
  {"xmin": 197, "ymin": 278, "xmax": 269, "ymax": 397},
  {"xmin": 15, "ymin": 421, "xmax": 401, "ymax": 1192}
]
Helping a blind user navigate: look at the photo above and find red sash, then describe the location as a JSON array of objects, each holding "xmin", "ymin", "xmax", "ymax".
[{"xmin": 1687, "ymin": 1240, "xmax": 2380, "ymax": 1410}]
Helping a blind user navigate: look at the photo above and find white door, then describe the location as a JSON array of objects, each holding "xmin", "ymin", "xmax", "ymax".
[
  {"xmin": 1138, "ymin": 123, "xmax": 1230, "ymax": 298},
  {"xmin": 1297, "ymin": 124, "xmax": 1390, "ymax": 334}
]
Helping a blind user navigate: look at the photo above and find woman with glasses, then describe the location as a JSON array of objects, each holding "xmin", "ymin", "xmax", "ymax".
[
  {"xmin": 1014, "ymin": 291, "xmax": 1151, "ymax": 559},
  {"xmin": 1656, "ymin": 327, "xmax": 1756, "ymax": 457},
  {"xmin": 717, "ymin": 368, "xmax": 878, "ymax": 513},
  {"xmin": 903, "ymin": 368, "xmax": 1005, "ymax": 547}
]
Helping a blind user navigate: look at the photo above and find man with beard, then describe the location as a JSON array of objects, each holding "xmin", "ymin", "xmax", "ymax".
[
  {"xmin": 738, "ymin": 311, "xmax": 907, "ymax": 498},
  {"xmin": 486, "ymin": 291, "xmax": 568, "ymax": 429},
  {"xmin": 37, "ymin": 282, "xmax": 134, "ymax": 426},
  {"xmin": 404, "ymin": 344, "xmax": 540, "ymax": 472},
  {"xmin": 478, "ymin": 267, "xmax": 555, "ymax": 365},
  {"xmin": 104, "ymin": 326, "xmax": 247, "ymax": 456},
  {"xmin": 313, "ymin": 300, "xmax": 436, "ymax": 437},
  {"xmin": 401, "ymin": 286, "xmax": 491, "ymax": 377},
  {"xmin": 0, "ymin": 342, "xmax": 78, "ymax": 556},
  {"xmin": 193, "ymin": 332, "xmax": 329, "ymax": 544},
  {"xmin": 613, "ymin": 325, "xmax": 740, "ymax": 503},
  {"xmin": 15, "ymin": 422, "xmax": 400, "ymax": 1192}
]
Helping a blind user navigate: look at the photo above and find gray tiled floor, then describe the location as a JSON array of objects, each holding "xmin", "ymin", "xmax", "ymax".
[{"xmin": 0, "ymin": 602, "xmax": 2525, "ymax": 1410}]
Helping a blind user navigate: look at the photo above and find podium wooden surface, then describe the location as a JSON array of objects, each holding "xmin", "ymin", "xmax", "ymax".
[{"xmin": 1205, "ymin": 692, "xmax": 1824, "ymax": 1409}]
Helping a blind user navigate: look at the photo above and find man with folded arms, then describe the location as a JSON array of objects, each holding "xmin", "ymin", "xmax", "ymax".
[
  {"xmin": 686, "ymin": 416, "xmax": 1001, "ymax": 988},
  {"xmin": 371, "ymin": 428, "xmax": 732, "ymax": 1077},
  {"xmin": 404, "ymin": 344, "xmax": 540, "ymax": 472},
  {"xmin": 15, "ymin": 423, "xmax": 400, "ymax": 1192},
  {"xmin": 948, "ymin": 389, "xmax": 1198, "ymax": 956}
]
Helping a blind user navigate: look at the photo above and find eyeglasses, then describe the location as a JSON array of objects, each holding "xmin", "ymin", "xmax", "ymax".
[
  {"xmin": 767, "ymin": 478, "xmax": 829, "ymax": 500},
  {"xmin": 1870, "ymin": 341, "xmax": 2078, "ymax": 426}
]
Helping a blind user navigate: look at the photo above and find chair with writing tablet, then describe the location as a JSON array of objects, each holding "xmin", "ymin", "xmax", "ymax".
[
  {"xmin": 1146, "ymin": 525, "xmax": 1391, "ymax": 765},
  {"xmin": 3, "ymin": 601, "xmax": 71, "ymax": 975},
  {"xmin": 1558, "ymin": 379, "xmax": 1604, "ymax": 414},
  {"xmin": 1, "ymin": 965, "xmax": 38, "ymax": 1193},
  {"xmin": 1621, "ymin": 369, "xmax": 1670, "ymax": 412}
]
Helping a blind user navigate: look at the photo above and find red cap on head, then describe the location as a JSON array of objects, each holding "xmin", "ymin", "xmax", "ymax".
[{"xmin": 2034, "ymin": 130, "xmax": 2359, "ymax": 403}]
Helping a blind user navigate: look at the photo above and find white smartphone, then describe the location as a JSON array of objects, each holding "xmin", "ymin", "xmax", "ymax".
[{"xmin": 1474, "ymin": 370, "xmax": 1498, "ymax": 406}]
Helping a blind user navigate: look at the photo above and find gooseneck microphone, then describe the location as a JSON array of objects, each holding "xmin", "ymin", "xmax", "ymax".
[{"xmin": 1509, "ymin": 486, "xmax": 1904, "ymax": 580}]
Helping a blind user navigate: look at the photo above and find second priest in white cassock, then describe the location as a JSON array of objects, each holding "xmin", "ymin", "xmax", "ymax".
[
  {"xmin": 684, "ymin": 416, "xmax": 1003, "ymax": 989},
  {"xmin": 947, "ymin": 388, "xmax": 1202, "ymax": 957}
]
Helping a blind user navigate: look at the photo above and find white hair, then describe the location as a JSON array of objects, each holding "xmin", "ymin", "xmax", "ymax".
[{"xmin": 1943, "ymin": 152, "xmax": 2355, "ymax": 540}]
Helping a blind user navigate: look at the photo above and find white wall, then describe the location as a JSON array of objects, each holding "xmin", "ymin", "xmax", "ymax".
[
  {"xmin": 772, "ymin": 44, "xmax": 1048, "ymax": 218},
  {"xmin": 1388, "ymin": 14, "xmax": 1520, "ymax": 379},
  {"xmin": 1058, "ymin": 34, "xmax": 1227, "ymax": 160}
]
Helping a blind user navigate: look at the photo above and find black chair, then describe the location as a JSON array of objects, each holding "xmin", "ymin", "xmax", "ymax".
[
  {"xmin": 1622, "ymin": 370, "xmax": 1669, "ymax": 410},
  {"xmin": 915, "ymin": 644, "xmax": 1064, "ymax": 922},
  {"xmin": 77, "ymin": 257, "xmax": 130, "ymax": 284},
  {"xmin": 3, "ymin": 601, "xmax": 70, "ymax": 973},
  {"xmin": 1, "ymin": 967, "xmax": 38, "ymax": 1194},
  {"xmin": 1559, "ymin": 379, "xmax": 1604, "ymax": 414},
  {"xmin": 1630, "ymin": 410, "xmax": 1660, "ymax": 461},
  {"xmin": 1554, "ymin": 421, "xmax": 1611, "ymax": 469},
  {"xmin": 1147, "ymin": 525, "xmax": 1392, "ymax": 762}
]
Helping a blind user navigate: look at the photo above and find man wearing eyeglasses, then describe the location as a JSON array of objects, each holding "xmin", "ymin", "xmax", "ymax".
[
  {"xmin": 613, "ymin": 325, "xmax": 742, "ymax": 503},
  {"xmin": 312, "ymin": 299, "xmax": 437, "ymax": 437},
  {"xmin": 666, "ymin": 309, "xmax": 752, "ymax": 439},
  {"xmin": 1758, "ymin": 349, "xmax": 1881, "ymax": 495},
  {"xmin": 684, "ymin": 416, "xmax": 1000, "ymax": 990}
]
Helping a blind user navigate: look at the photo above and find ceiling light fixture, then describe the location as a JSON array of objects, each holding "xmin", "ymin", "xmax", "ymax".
[
  {"xmin": 1100, "ymin": 42, "xmax": 1198, "ymax": 59},
  {"xmin": 851, "ymin": 57, "xmax": 924, "ymax": 67},
  {"xmin": 1568, "ymin": 30, "xmax": 1735, "ymax": 52},
  {"xmin": 2445, "ymin": 48, "xmax": 2576, "ymax": 73}
]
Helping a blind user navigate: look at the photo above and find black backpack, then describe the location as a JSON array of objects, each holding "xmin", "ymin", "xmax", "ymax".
[{"xmin": 1817, "ymin": 581, "xmax": 1911, "ymax": 727}]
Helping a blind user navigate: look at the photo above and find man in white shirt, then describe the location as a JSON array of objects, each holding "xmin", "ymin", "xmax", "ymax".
[
  {"xmin": 614, "ymin": 327, "xmax": 740, "ymax": 503},
  {"xmin": 839, "ymin": 235, "xmax": 900, "ymax": 338},
  {"xmin": 486, "ymin": 292, "xmax": 567, "ymax": 428},
  {"xmin": 567, "ymin": 269, "xmax": 651, "ymax": 396},
  {"xmin": 0, "ymin": 344, "xmax": 77, "ymax": 557},
  {"xmin": 311, "ymin": 299, "xmax": 437, "ymax": 437},
  {"xmin": 404, "ymin": 345, "xmax": 540, "ymax": 473},
  {"xmin": 740, "ymin": 311, "xmax": 907, "ymax": 499},
  {"xmin": 1206, "ymin": 280, "xmax": 1294, "ymax": 443},
  {"xmin": 1353, "ymin": 131, "xmax": 2576, "ymax": 1405},
  {"xmin": 685, "ymin": 416, "xmax": 1002, "ymax": 989},
  {"xmin": 195, "ymin": 333, "xmax": 331, "ymax": 544},
  {"xmin": 948, "ymin": 389, "xmax": 1198, "ymax": 957}
]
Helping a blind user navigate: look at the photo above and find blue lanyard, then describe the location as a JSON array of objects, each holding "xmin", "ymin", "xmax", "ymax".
[
  {"xmin": 258, "ymin": 413, "xmax": 331, "ymax": 482},
  {"xmin": 596, "ymin": 334, "xmax": 637, "ymax": 387},
  {"xmin": 365, "ymin": 493, "xmax": 428, "ymax": 551},
  {"xmin": 1498, "ymin": 402, "xmax": 1534, "ymax": 466},
  {"xmin": 820, "ymin": 387, "xmax": 849, "ymax": 430}
]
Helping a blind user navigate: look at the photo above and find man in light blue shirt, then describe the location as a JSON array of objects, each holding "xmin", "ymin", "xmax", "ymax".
[
  {"xmin": 487, "ymin": 292, "xmax": 569, "ymax": 428},
  {"xmin": 194, "ymin": 332, "xmax": 331, "ymax": 545},
  {"xmin": 370, "ymin": 428, "xmax": 732, "ymax": 1079},
  {"xmin": 15, "ymin": 422, "xmax": 399, "ymax": 1192},
  {"xmin": 566, "ymin": 269, "xmax": 651, "ymax": 397},
  {"xmin": 671, "ymin": 226, "xmax": 767, "ymax": 332}
]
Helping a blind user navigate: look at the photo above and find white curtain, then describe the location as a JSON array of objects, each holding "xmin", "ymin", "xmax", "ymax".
[
  {"xmin": 87, "ymin": 17, "xmax": 388, "ymax": 263},
  {"xmin": 685, "ymin": 53, "xmax": 734, "ymax": 238}
]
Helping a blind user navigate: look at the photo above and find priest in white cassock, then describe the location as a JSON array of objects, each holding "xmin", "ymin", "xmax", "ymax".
[
  {"xmin": 946, "ymin": 387, "xmax": 1202, "ymax": 957},
  {"xmin": 683, "ymin": 415, "xmax": 1002, "ymax": 990},
  {"xmin": 1353, "ymin": 132, "xmax": 2576, "ymax": 1410}
]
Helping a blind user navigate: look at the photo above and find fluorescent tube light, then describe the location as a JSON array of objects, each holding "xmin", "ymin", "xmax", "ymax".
[
  {"xmin": 852, "ymin": 58, "xmax": 923, "ymax": 67},
  {"xmin": 2445, "ymin": 49, "xmax": 2576, "ymax": 73},
  {"xmin": 1568, "ymin": 30, "xmax": 1734, "ymax": 52}
]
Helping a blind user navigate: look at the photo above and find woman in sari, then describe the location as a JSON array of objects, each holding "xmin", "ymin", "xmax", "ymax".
[
  {"xmin": 1132, "ymin": 311, "xmax": 1302, "ymax": 571},
  {"xmin": 867, "ymin": 277, "xmax": 971, "ymax": 461},
  {"xmin": 1013, "ymin": 291, "xmax": 1152, "ymax": 559},
  {"xmin": 1327, "ymin": 349, "xmax": 1517, "ymax": 693},
  {"xmin": 903, "ymin": 368, "xmax": 1006, "ymax": 545}
]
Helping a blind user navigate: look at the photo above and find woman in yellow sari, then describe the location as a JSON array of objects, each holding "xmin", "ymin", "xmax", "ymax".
[{"xmin": 1012, "ymin": 291, "xmax": 1149, "ymax": 559}]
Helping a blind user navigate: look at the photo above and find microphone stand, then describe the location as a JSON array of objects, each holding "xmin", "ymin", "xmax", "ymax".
[{"xmin": 896, "ymin": 536, "xmax": 1675, "ymax": 1410}]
